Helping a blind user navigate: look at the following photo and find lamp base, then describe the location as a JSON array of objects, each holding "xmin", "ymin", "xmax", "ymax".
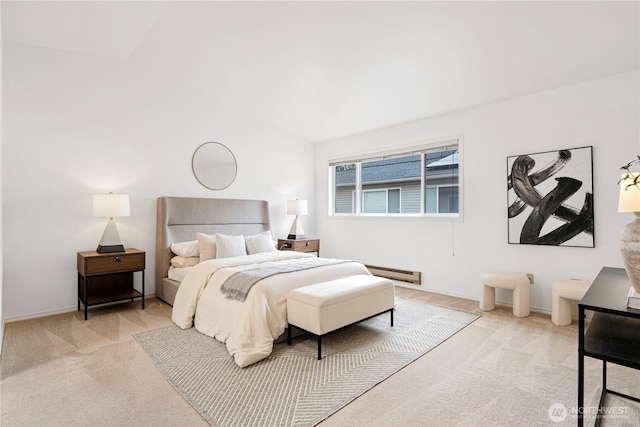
[
  {"xmin": 288, "ymin": 216, "xmax": 306, "ymax": 240},
  {"xmin": 621, "ymin": 212, "xmax": 640, "ymax": 293},
  {"xmin": 97, "ymin": 244, "xmax": 125, "ymax": 254},
  {"xmin": 97, "ymin": 219, "xmax": 125, "ymax": 254},
  {"xmin": 287, "ymin": 234, "xmax": 307, "ymax": 240}
]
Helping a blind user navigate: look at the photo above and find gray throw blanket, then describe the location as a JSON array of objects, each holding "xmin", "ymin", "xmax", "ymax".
[{"xmin": 220, "ymin": 258, "xmax": 350, "ymax": 302}]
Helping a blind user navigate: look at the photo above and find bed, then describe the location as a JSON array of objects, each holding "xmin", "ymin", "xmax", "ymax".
[
  {"xmin": 155, "ymin": 196, "xmax": 371, "ymax": 367},
  {"xmin": 156, "ymin": 196, "xmax": 273, "ymax": 305}
]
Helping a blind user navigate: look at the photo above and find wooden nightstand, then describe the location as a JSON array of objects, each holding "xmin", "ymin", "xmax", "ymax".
[
  {"xmin": 277, "ymin": 238, "xmax": 320, "ymax": 256},
  {"xmin": 77, "ymin": 248, "xmax": 145, "ymax": 320}
]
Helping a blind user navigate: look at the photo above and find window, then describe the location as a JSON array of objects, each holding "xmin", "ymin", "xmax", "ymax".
[
  {"xmin": 330, "ymin": 138, "xmax": 461, "ymax": 217},
  {"xmin": 362, "ymin": 188, "xmax": 401, "ymax": 213}
]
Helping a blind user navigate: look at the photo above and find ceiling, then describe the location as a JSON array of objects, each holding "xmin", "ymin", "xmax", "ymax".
[{"xmin": 2, "ymin": 1, "xmax": 639, "ymax": 142}]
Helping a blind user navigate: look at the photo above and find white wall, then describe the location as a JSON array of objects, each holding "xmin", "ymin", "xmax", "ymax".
[
  {"xmin": 3, "ymin": 39, "xmax": 638, "ymax": 322},
  {"xmin": 315, "ymin": 71, "xmax": 640, "ymax": 313},
  {"xmin": 2, "ymin": 41, "xmax": 316, "ymax": 321}
]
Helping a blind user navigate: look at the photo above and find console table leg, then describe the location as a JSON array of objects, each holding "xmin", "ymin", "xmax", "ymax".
[{"xmin": 578, "ymin": 307, "xmax": 585, "ymax": 427}]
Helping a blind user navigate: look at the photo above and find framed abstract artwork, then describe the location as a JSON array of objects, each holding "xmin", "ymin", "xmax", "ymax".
[{"xmin": 507, "ymin": 146, "xmax": 594, "ymax": 247}]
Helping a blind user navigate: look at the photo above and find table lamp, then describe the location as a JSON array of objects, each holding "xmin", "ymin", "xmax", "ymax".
[
  {"xmin": 287, "ymin": 199, "xmax": 308, "ymax": 240},
  {"xmin": 93, "ymin": 193, "xmax": 130, "ymax": 253},
  {"xmin": 618, "ymin": 173, "xmax": 640, "ymax": 292}
]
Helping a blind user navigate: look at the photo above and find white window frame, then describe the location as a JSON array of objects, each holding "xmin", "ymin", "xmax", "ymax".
[{"xmin": 328, "ymin": 135, "xmax": 463, "ymax": 220}]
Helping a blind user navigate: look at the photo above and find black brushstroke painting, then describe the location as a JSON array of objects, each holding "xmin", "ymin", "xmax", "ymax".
[{"xmin": 507, "ymin": 146, "xmax": 594, "ymax": 247}]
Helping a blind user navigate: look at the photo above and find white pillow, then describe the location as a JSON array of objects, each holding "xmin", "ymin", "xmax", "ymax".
[
  {"xmin": 215, "ymin": 233, "xmax": 247, "ymax": 258},
  {"xmin": 245, "ymin": 230, "xmax": 277, "ymax": 255},
  {"xmin": 196, "ymin": 233, "xmax": 217, "ymax": 262},
  {"xmin": 170, "ymin": 240, "xmax": 200, "ymax": 257},
  {"xmin": 170, "ymin": 256, "xmax": 200, "ymax": 268}
]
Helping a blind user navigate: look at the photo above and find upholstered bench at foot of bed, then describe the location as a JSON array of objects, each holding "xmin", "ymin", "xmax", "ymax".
[{"xmin": 286, "ymin": 274, "xmax": 395, "ymax": 360}]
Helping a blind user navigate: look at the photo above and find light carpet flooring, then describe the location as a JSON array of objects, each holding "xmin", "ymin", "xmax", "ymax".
[{"xmin": 2, "ymin": 287, "xmax": 639, "ymax": 427}]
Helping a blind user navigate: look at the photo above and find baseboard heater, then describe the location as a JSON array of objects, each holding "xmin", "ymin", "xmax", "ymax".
[{"xmin": 365, "ymin": 265, "xmax": 421, "ymax": 285}]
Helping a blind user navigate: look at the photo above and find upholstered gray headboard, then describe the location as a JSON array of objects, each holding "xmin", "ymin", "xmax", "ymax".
[{"xmin": 155, "ymin": 197, "xmax": 271, "ymax": 305}]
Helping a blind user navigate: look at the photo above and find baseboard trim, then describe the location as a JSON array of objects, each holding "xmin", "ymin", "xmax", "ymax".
[
  {"xmin": 5, "ymin": 306, "xmax": 77, "ymax": 323},
  {"xmin": 5, "ymin": 294, "xmax": 158, "ymax": 323},
  {"xmin": 0, "ymin": 320, "xmax": 5, "ymax": 355}
]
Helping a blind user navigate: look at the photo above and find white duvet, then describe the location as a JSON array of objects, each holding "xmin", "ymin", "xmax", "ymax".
[{"xmin": 172, "ymin": 251, "xmax": 371, "ymax": 367}]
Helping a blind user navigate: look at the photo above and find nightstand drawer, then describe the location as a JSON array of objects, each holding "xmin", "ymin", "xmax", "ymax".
[
  {"xmin": 278, "ymin": 239, "xmax": 320, "ymax": 256},
  {"xmin": 291, "ymin": 240, "xmax": 319, "ymax": 252},
  {"xmin": 78, "ymin": 251, "xmax": 145, "ymax": 276}
]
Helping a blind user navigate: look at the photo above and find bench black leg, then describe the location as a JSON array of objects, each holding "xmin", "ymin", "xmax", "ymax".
[{"xmin": 292, "ymin": 307, "xmax": 394, "ymax": 361}]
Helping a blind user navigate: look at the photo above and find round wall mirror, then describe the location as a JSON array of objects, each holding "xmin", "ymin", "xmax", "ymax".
[{"xmin": 192, "ymin": 142, "xmax": 237, "ymax": 190}]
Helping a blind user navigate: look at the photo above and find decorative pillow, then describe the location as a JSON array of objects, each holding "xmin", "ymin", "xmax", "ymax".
[
  {"xmin": 245, "ymin": 230, "xmax": 277, "ymax": 255},
  {"xmin": 196, "ymin": 233, "xmax": 217, "ymax": 262},
  {"xmin": 170, "ymin": 240, "xmax": 200, "ymax": 257},
  {"xmin": 215, "ymin": 233, "xmax": 247, "ymax": 258},
  {"xmin": 170, "ymin": 256, "xmax": 200, "ymax": 268}
]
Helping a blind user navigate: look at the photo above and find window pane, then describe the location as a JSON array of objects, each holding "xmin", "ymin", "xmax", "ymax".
[
  {"xmin": 425, "ymin": 187, "xmax": 438, "ymax": 213},
  {"xmin": 363, "ymin": 190, "xmax": 387, "ymax": 213},
  {"xmin": 388, "ymin": 189, "xmax": 400, "ymax": 213},
  {"xmin": 425, "ymin": 148, "xmax": 459, "ymax": 214},
  {"xmin": 438, "ymin": 186, "xmax": 459, "ymax": 213},
  {"xmin": 334, "ymin": 164, "xmax": 356, "ymax": 213}
]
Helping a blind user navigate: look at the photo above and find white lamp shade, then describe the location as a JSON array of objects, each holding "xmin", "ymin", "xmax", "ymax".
[
  {"xmin": 619, "ymin": 173, "xmax": 640, "ymax": 213},
  {"xmin": 93, "ymin": 194, "xmax": 131, "ymax": 218},
  {"xmin": 287, "ymin": 199, "xmax": 308, "ymax": 216}
]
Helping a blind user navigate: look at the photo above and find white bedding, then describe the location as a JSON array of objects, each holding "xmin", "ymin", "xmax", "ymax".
[
  {"xmin": 168, "ymin": 266, "xmax": 193, "ymax": 283},
  {"xmin": 172, "ymin": 251, "xmax": 371, "ymax": 367}
]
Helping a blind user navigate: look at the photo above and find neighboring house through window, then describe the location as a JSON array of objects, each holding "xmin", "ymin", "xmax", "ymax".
[{"xmin": 331, "ymin": 136, "xmax": 461, "ymax": 217}]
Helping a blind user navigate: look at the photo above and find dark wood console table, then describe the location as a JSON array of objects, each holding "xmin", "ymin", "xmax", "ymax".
[{"xmin": 578, "ymin": 267, "xmax": 640, "ymax": 427}]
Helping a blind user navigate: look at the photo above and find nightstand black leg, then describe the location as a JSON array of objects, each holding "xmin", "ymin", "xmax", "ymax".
[
  {"xmin": 142, "ymin": 270, "xmax": 145, "ymax": 310},
  {"xmin": 84, "ymin": 279, "xmax": 88, "ymax": 320}
]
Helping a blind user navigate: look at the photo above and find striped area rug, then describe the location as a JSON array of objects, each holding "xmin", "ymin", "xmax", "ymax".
[{"xmin": 134, "ymin": 298, "xmax": 478, "ymax": 427}]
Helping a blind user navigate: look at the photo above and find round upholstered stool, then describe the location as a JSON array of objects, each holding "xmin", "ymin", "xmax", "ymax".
[
  {"xmin": 551, "ymin": 279, "xmax": 592, "ymax": 326},
  {"xmin": 480, "ymin": 272, "xmax": 530, "ymax": 317}
]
